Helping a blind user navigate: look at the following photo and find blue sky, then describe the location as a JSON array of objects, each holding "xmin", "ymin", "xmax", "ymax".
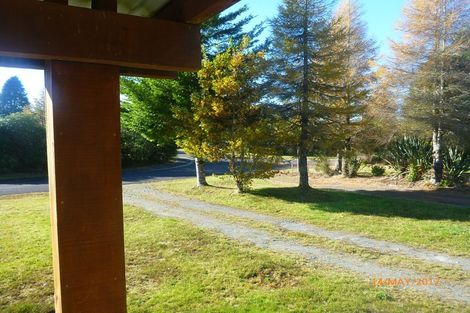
[{"xmin": 0, "ymin": 0, "xmax": 406, "ymax": 103}]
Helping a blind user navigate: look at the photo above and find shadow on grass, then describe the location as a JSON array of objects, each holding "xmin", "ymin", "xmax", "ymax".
[{"xmin": 249, "ymin": 187, "xmax": 470, "ymax": 222}]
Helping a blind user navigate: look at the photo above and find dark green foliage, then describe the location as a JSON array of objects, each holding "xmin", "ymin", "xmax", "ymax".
[
  {"xmin": 0, "ymin": 112, "xmax": 46, "ymax": 173},
  {"xmin": 121, "ymin": 77, "xmax": 178, "ymax": 147},
  {"xmin": 202, "ymin": 5, "xmax": 264, "ymax": 59},
  {"xmin": 120, "ymin": 126, "xmax": 176, "ymax": 168},
  {"xmin": 0, "ymin": 76, "xmax": 29, "ymax": 116},
  {"xmin": 267, "ymin": 0, "xmax": 338, "ymax": 188},
  {"xmin": 385, "ymin": 137, "xmax": 432, "ymax": 181},
  {"xmin": 443, "ymin": 147, "xmax": 470, "ymax": 186},
  {"xmin": 371, "ymin": 165, "xmax": 386, "ymax": 177}
]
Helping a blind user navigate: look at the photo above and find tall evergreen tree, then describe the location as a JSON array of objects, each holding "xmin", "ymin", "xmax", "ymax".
[
  {"xmin": 0, "ymin": 76, "xmax": 29, "ymax": 116},
  {"xmin": 391, "ymin": 0, "xmax": 469, "ymax": 184},
  {"xmin": 328, "ymin": 0, "xmax": 376, "ymax": 177},
  {"xmin": 268, "ymin": 0, "xmax": 336, "ymax": 189}
]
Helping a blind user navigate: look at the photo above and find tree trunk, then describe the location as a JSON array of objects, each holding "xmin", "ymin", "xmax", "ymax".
[
  {"xmin": 235, "ymin": 179, "xmax": 245, "ymax": 194},
  {"xmin": 298, "ymin": 5, "xmax": 310, "ymax": 190},
  {"xmin": 335, "ymin": 152, "xmax": 342, "ymax": 174},
  {"xmin": 342, "ymin": 155, "xmax": 350, "ymax": 178},
  {"xmin": 195, "ymin": 158, "xmax": 208, "ymax": 187},
  {"xmin": 342, "ymin": 142, "xmax": 351, "ymax": 178},
  {"xmin": 298, "ymin": 141, "xmax": 309, "ymax": 189},
  {"xmin": 431, "ymin": 127, "xmax": 443, "ymax": 184}
]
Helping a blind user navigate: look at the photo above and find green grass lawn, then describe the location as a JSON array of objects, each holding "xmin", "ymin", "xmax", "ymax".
[
  {"xmin": 1, "ymin": 194, "xmax": 467, "ymax": 312},
  {"xmin": 157, "ymin": 176, "xmax": 470, "ymax": 257}
]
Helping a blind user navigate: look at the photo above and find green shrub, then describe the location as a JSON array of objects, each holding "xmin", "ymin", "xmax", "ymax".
[
  {"xmin": 385, "ymin": 136, "xmax": 432, "ymax": 181},
  {"xmin": 121, "ymin": 126, "xmax": 177, "ymax": 167},
  {"xmin": 371, "ymin": 165, "xmax": 386, "ymax": 177},
  {"xmin": 0, "ymin": 112, "xmax": 46, "ymax": 174},
  {"xmin": 348, "ymin": 157, "xmax": 362, "ymax": 178},
  {"xmin": 443, "ymin": 147, "xmax": 470, "ymax": 186},
  {"xmin": 314, "ymin": 155, "xmax": 333, "ymax": 176}
]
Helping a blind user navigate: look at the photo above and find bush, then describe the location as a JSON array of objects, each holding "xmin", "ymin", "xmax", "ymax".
[
  {"xmin": 0, "ymin": 112, "xmax": 46, "ymax": 174},
  {"xmin": 371, "ymin": 165, "xmax": 386, "ymax": 177},
  {"xmin": 385, "ymin": 136, "xmax": 432, "ymax": 181},
  {"xmin": 348, "ymin": 157, "xmax": 362, "ymax": 178},
  {"xmin": 314, "ymin": 155, "xmax": 333, "ymax": 176},
  {"xmin": 443, "ymin": 147, "xmax": 470, "ymax": 186},
  {"xmin": 121, "ymin": 126, "xmax": 177, "ymax": 167}
]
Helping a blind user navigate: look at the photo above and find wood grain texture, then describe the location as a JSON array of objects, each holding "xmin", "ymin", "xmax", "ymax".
[
  {"xmin": 0, "ymin": 0, "xmax": 201, "ymax": 72},
  {"xmin": 46, "ymin": 61, "xmax": 127, "ymax": 313},
  {"xmin": 155, "ymin": 0, "xmax": 240, "ymax": 24},
  {"xmin": 44, "ymin": 0, "xmax": 68, "ymax": 4}
]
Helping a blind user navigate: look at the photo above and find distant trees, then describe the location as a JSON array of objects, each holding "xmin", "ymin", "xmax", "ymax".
[
  {"xmin": 360, "ymin": 66, "xmax": 400, "ymax": 153},
  {"xmin": 0, "ymin": 76, "xmax": 29, "ymax": 116},
  {"xmin": 120, "ymin": 77, "xmax": 178, "ymax": 165},
  {"xmin": 0, "ymin": 77, "xmax": 46, "ymax": 174},
  {"xmin": 391, "ymin": 0, "xmax": 469, "ymax": 184},
  {"xmin": 0, "ymin": 112, "xmax": 46, "ymax": 173}
]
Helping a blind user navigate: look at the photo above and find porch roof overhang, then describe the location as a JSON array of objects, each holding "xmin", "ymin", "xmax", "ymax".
[{"xmin": 0, "ymin": 0, "xmax": 239, "ymax": 78}]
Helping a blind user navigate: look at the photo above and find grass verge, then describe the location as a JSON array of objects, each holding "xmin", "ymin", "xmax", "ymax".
[{"xmin": 0, "ymin": 194, "xmax": 468, "ymax": 312}]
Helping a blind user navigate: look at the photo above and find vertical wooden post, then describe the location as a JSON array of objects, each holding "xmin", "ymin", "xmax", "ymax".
[{"xmin": 45, "ymin": 61, "xmax": 127, "ymax": 313}]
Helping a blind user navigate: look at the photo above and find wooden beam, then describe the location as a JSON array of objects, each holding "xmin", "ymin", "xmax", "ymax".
[
  {"xmin": 92, "ymin": 0, "xmax": 117, "ymax": 12},
  {"xmin": 0, "ymin": 0, "xmax": 201, "ymax": 72},
  {"xmin": 44, "ymin": 0, "xmax": 68, "ymax": 4},
  {"xmin": 0, "ymin": 56, "xmax": 44, "ymax": 70},
  {"xmin": 46, "ymin": 60, "xmax": 127, "ymax": 313},
  {"xmin": 121, "ymin": 68, "xmax": 177, "ymax": 79},
  {"xmin": 0, "ymin": 56, "xmax": 176, "ymax": 79},
  {"xmin": 155, "ymin": 0, "xmax": 240, "ymax": 24}
]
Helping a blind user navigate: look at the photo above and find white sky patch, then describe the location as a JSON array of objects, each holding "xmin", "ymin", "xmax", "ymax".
[{"xmin": 0, "ymin": 67, "xmax": 44, "ymax": 103}]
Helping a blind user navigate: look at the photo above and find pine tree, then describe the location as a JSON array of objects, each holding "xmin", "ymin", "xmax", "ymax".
[
  {"xmin": 328, "ymin": 0, "xmax": 376, "ymax": 177},
  {"xmin": 359, "ymin": 66, "xmax": 400, "ymax": 153},
  {"xmin": 391, "ymin": 0, "xmax": 469, "ymax": 184},
  {"xmin": 446, "ymin": 31, "xmax": 470, "ymax": 149},
  {"xmin": 268, "ymin": 0, "xmax": 336, "ymax": 189},
  {"xmin": 202, "ymin": 5, "xmax": 264, "ymax": 59},
  {"xmin": 0, "ymin": 76, "xmax": 29, "ymax": 116}
]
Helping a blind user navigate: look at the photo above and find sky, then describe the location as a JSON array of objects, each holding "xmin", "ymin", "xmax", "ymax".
[{"xmin": 0, "ymin": 0, "xmax": 406, "ymax": 103}]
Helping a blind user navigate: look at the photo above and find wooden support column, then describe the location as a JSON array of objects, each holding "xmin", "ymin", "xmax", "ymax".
[{"xmin": 45, "ymin": 61, "xmax": 127, "ymax": 313}]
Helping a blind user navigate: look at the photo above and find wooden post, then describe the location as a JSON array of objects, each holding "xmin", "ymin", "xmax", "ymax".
[{"xmin": 45, "ymin": 61, "xmax": 127, "ymax": 313}]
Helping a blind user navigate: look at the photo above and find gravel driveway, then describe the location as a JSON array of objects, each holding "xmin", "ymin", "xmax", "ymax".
[{"xmin": 123, "ymin": 184, "xmax": 470, "ymax": 305}]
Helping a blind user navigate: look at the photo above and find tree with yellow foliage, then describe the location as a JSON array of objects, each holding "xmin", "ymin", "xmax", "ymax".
[
  {"xmin": 326, "ymin": 0, "xmax": 377, "ymax": 176},
  {"xmin": 391, "ymin": 0, "xmax": 469, "ymax": 184},
  {"xmin": 187, "ymin": 38, "xmax": 280, "ymax": 193}
]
